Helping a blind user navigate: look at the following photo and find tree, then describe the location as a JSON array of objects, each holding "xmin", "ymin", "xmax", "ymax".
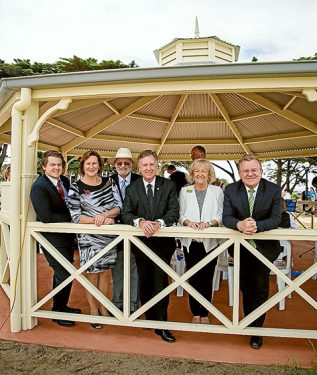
[{"xmin": 265, "ymin": 157, "xmax": 317, "ymax": 192}]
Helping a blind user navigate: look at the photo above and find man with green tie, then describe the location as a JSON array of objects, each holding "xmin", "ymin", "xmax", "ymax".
[{"xmin": 223, "ymin": 154, "xmax": 282, "ymax": 349}]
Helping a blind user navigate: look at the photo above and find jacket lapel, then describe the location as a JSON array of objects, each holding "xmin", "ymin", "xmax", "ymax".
[
  {"xmin": 239, "ymin": 181, "xmax": 250, "ymax": 216},
  {"xmin": 253, "ymin": 179, "xmax": 264, "ymax": 218}
]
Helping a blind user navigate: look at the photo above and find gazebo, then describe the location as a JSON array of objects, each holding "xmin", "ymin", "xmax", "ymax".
[{"xmin": 0, "ymin": 29, "xmax": 316, "ymax": 341}]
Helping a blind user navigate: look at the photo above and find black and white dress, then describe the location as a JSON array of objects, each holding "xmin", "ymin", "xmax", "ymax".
[{"xmin": 68, "ymin": 177, "xmax": 122, "ymax": 273}]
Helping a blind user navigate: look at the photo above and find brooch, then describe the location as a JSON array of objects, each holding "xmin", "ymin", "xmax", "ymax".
[{"xmin": 186, "ymin": 189, "xmax": 193, "ymax": 193}]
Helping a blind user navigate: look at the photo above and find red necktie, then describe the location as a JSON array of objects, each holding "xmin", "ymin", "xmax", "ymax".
[{"xmin": 57, "ymin": 181, "xmax": 65, "ymax": 200}]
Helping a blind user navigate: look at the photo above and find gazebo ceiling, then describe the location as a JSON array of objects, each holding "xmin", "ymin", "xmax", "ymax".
[{"xmin": 1, "ymin": 61, "xmax": 317, "ymax": 161}]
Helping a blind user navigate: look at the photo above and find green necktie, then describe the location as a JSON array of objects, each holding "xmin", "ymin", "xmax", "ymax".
[{"xmin": 248, "ymin": 189, "xmax": 256, "ymax": 248}]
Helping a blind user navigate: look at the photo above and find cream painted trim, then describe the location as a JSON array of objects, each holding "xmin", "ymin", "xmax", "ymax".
[
  {"xmin": 302, "ymin": 89, "xmax": 317, "ymax": 102},
  {"xmin": 209, "ymin": 93, "xmax": 251, "ymax": 154},
  {"xmin": 239, "ymin": 93, "xmax": 317, "ymax": 134},
  {"xmin": 62, "ymin": 96, "xmax": 158, "ymax": 153},
  {"xmin": 28, "ymin": 98, "xmax": 72, "ymax": 146},
  {"xmin": 156, "ymin": 94, "xmax": 188, "ymax": 155},
  {"xmin": 0, "ymin": 93, "xmax": 18, "ymax": 126},
  {"xmin": 31, "ymin": 77, "xmax": 317, "ymax": 101},
  {"xmin": 175, "ymin": 117, "xmax": 225, "ymax": 123}
]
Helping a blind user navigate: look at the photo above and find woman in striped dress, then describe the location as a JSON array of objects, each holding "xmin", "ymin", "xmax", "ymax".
[{"xmin": 68, "ymin": 151, "xmax": 122, "ymax": 328}]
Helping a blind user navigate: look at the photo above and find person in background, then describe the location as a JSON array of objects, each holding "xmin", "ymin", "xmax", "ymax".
[
  {"xmin": 122, "ymin": 150, "xmax": 179, "ymax": 343},
  {"xmin": 30, "ymin": 151, "xmax": 80, "ymax": 327},
  {"xmin": 282, "ymin": 188, "xmax": 291, "ymax": 200},
  {"xmin": 190, "ymin": 145, "xmax": 206, "ymax": 160},
  {"xmin": 213, "ymin": 177, "xmax": 225, "ymax": 191},
  {"xmin": 223, "ymin": 154, "xmax": 282, "ymax": 349},
  {"xmin": 68, "ymin": 150, "xmax": 121, "ymax": 329},
  {"xmin": 2, "ymin": 166, "xmax": 11, "ymax": 181},
  {"xmin": 167, "ymin": 164, "xmax": 187, "ymax": 196},
  {"xmin": 178, "ymin": 159, "xmax": 223, "ymax": 324},
  {"xmin": 110, "ymin": 148, "xmax": 141, "ymax": 314}
]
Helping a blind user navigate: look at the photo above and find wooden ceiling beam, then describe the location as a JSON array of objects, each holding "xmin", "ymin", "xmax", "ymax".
[
  {"xmin": 61, "ymin": 96, "xmax": 158, "ymax": 153},
  {"xmin": 46, "ymin": 118, "xmax": 85, "ymax": 138},
  {"xmin": 245, "ymin": 130, "xmax": 313, "ymax": 144},
  {"xmin": 92, "ymin": 134, "xmax": 159, "ymax": 145},
  {"xmin": 128, "ymin": 113, "xmax": 170, "ymax": 123},
  {"xmin": 231, "ymin": 110, "xmax": 271, "ymax": 122},
  {"xmin": 239, "ymin": 92, "xmax": 317, "ymax": 134},
  {"xmin": 208, "ymin": 93, "xmax": 251, "ymax": 154},
  {"xmin": 156, "ymin": 95, "xmax": 188, "ymax": 155},
  {"xmin": 282, "ymin": 96, "xmax": 296, "ymax": 110},
  {"xmin": 103, "ymin": 100, "xmax": 120, "ymax": 114}
]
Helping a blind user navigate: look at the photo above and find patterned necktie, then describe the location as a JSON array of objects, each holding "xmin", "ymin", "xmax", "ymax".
[
  {"xmin": 147, "ymin": 183, "xmax": 154, "ymax": 217},
  {"xmin": 57, "ymin": 180, "xmax": 65, "ymax": 200},
  {"xmin": 248, "ymin": 189, "xmax": 256, "ymax": 248},
  {"xmin": 120, "ymin": 179, "xmax": 126, "ymax": 200}
]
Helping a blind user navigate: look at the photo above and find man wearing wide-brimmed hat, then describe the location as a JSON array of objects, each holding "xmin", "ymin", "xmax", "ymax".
[{"xmin": 110, "ymin": 148, "xmax": 140, "ymax": 313}]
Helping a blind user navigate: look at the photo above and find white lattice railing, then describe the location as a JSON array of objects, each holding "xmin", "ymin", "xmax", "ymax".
[{"xmin": 12, "ymin": 222, "xmax": 315, "ymax": 339}]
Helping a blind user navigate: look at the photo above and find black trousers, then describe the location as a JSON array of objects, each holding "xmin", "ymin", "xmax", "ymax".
[
  {"xmin": 42, "ymin": 245, "xmax": 74, "ymax": 312},
  {"xmin": 134, "ymin": 237, "xmax": 175, "ymax": 321},
  {"xmin": 240, "ymin": 247, "xmax": 271, "ymax": 327},
  {"xmin": 184, "ymin": 242, "xmax": 217, "ymax": 317}
]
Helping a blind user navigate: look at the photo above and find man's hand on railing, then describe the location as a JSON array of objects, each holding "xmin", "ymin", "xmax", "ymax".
[
  {"xmin": 237, "ymin": 218, "xmax": 257, "ymax": 234},
  {"xmin": 139, "ymin": 219, "xmax": 160, "ymax": 238}
]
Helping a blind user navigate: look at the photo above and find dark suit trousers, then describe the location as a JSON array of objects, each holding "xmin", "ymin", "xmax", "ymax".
[
  {"xmin": 135, "ymin": 237, "xmax": 175, "ymax": 321},
  {"xmin": 184, "ymin": 242, "xmax": 217, "ymax": 317},
  {"xmin": 240, "ymin": 247, "xmax": 271, "ymax": 327},
  {"xmin": 42, "ymin": 245, "xmax": 74, "ymax": 311}
]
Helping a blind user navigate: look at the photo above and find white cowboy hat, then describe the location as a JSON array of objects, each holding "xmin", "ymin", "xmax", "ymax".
[{"xmin": 108, "ymin": 148, "xmax": 136, "ymax": 164}]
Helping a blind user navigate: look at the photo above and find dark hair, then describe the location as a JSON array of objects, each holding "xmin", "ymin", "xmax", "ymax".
[
  {"xmin": 192, "ymin": 145, "xmax": 206, "ymax": 154},
  {"xmin": 137, "ymin": 150, "xmax": 158, "ymax": 163},
  {"xmin": 312, "ymin": 176, "xmax": 317, "ymax": 186},
  {"xmin": 167, "ymin": 164, "xmax": 176, "ymax": 172},
  {"xmin": 79, "ymin": 150, "xmax": 104, "ymax": 176},
  {"xmin": 41, "ymin": 150, "xmax": 64, "ymax": 169}
]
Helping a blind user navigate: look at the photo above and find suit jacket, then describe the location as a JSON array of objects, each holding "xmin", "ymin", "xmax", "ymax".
[
  {"xmin": 111, "ymin": 172, "xmax": 141, "ymax": 204},
  {"xmin": 122, "ymin": 175, "xmax": 179, "ymax": 227},
  {"xmin": 222, "ymin": 178, "xmax": 282, "ymax": 262},
  {"xmin": 30, "ymin": 174, "xmax": 74, "ymax": 247}
]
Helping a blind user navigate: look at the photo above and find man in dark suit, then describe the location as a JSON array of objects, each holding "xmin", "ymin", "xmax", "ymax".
[
  {"xmin": 167, "ymin": 164, "xmax": 187, "ymax": 196},
  {"xmin": 222, "ymin": 154, "xmax": 282, "ymax": 349},
  {"xmin": 110, "ymin": 147, "xmax": 141, "ymax": 313},
  {"xmin": 30, "ymin": 150, "xmax": 80, "ymax": 327},
  {"xmin": 122, "ymin": 150, "xmax": 179, "ymax": 343}
]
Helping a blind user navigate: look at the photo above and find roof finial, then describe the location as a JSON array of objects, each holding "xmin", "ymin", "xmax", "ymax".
[{"xmin": 194, "ymin": 16, "xmax": 200, "ymax": 38}]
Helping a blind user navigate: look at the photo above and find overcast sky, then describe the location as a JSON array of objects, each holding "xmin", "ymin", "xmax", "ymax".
[{"xmin": 1, "ymin": 0, "xmax": 316, "ymax": 67}]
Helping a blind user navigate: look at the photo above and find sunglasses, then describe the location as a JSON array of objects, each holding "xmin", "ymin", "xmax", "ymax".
[{"xmin": 116, "ymin": 161, "xmax": 131, "ymax": 166}]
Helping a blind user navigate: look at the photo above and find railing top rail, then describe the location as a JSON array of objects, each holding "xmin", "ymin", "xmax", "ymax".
[{"xmin": 26, "ymin": 222, "xmax": 317, "ymax": 240}]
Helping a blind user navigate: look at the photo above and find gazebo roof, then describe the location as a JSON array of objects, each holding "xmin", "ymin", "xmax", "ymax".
[{"xmin": 1, "ymin": 60, "xmax": 317, "ymax": 161}]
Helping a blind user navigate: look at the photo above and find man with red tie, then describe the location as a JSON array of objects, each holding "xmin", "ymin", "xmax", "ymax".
[{"xmin": 30, "ymin": 150, "xmax": 80, "ymax": 327}]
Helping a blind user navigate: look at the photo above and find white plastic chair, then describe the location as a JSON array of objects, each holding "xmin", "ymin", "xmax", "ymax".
[
  {"xmin": 212, "ymin": 250, "xmax": 234, "ymax": 306},
  {"xmin": 274, "ymin": 240, "xmax": 292, "ymax": 310},
  {"xmin": 170, "ymin": 247, "xmax": 186, "ymax": 297}
]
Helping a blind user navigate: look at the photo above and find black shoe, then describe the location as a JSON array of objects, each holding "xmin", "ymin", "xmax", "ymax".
[
  {"xmin": 250, "ymin": 335, "xmax": 263, "ymax": 349},
  {"xmin": 63, "ymin": 306, "xmax": 81, "ymax": 314},
  {"xmin": 154, "ymin": 329, "xmax": 176, "ymax": 343},
  {"xmin": 52, "ymin": 318, "xmax": 75, "ymax": 327}
]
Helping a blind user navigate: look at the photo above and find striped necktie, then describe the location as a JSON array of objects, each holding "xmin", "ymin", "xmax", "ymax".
[
  {"xmin": 248, "ymin": 189, "xmax": 256, "ymax": 248},
  {"xmin": 120, "ymin": 179, "xmax": 126, "ymax": 199},
  {"xmin": 57, "ymin": 180, "xmax": 65, "ymax": 200},
  {"xmin": 147, "ymin": 183, "xmax": 154, "ymax": 218}
]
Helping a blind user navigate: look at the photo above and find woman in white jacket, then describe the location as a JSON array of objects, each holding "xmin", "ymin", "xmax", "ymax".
[{"xmin": 179, "ymin": 159, "xmax": 224, "ymax": 324}]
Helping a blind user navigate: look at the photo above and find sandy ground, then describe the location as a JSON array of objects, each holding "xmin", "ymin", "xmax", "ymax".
[{"xmin": 0, "ymin": 340, "xmax": 316, "ymax": 375}]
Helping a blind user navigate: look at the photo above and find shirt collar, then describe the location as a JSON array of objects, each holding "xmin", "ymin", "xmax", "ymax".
[
  {"xmin": 118, "ymin": 173, "xmax": 131, "ymax": 185},
  {"xmin": 143, "ymin": 176, "xmax": 156, "ymax": 189},
  {"xmin": 245, "ymin": 184, "xmax": 259, "ymax": 195},
  {"xmin": 46, "ymin": 174, "xmax": 59, "ymax": 187}
]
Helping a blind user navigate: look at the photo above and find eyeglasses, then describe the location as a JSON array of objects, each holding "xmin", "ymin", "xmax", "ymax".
[
  {"xmin": 116, "ymin": 161, "xmax": 131, "ymax": 166},
  {"xmin": 240, "ymin": 168, "xmax": 261, "ymax": 175}
]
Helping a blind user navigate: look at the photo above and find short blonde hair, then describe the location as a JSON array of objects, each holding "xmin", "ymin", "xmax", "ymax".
[{"xmin": 187, "ymin": 159, "xmax": 216, "ymax": 184}]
